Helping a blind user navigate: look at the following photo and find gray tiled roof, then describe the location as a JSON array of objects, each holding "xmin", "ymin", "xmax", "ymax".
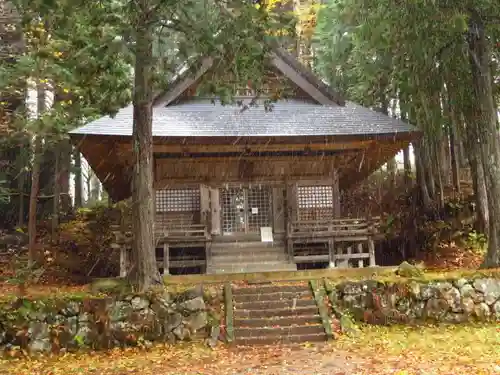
[{"xmin": 70, "ymin": 99, "xmax": 415, "ymax": 137}]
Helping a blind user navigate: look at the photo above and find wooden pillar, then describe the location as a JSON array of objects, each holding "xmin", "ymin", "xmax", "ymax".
[
  {"xmin": 200, "ymin": 184, "xmax": 210, "ymax": 226},
  {"xmin": 286, "ymin": 182, "xmax": 298, "ymax": 222},
  {"xmin": 285, "ymin": 182, "xmax": 297, "ymax": 261},
  {"xmin": 272, "ymin": 186, "xmax": 286, "ymax": 234},
  {"xmin": 368, "ymin": 238, "xmax": 376, "ymax": 267},
  {"xmin": 328, "ymin": 238, "xmax": 335, "ymax": 268},
  {"xmin": 357, "ymin": 243, "xmax": 364, "ymax": 268},
  {"xmin": 209, "ymin": 188, "xmax": 221, "ymax": 235},
  {"xmin": 332, "ymin": 169, "xmax": 341, "ymax": 218},
  {"xmin": 163, "ymin": 243, "xmax": 170, "ymax": 275}
]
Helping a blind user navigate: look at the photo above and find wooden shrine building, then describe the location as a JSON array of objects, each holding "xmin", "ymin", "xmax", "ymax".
[{"xmin": 69, "ymin": 46, "xmax": 419, "ymax": 276}]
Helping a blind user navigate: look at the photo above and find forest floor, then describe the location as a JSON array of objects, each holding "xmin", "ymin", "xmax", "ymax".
[{"xmin": 0, "ymin": 324, "xmax": 498, "ymax": 375}]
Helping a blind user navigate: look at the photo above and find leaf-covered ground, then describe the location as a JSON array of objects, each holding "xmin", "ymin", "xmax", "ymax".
[{"xmin": 1, "ymin": 324, "xmax": 498, "ymax": 375}]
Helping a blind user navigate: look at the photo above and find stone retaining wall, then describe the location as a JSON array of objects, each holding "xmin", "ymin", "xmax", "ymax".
[
  {"xmin": 330, "ymin": 277, "xmax": 500, "ymax": 324},
  {"xmin": 0, "ymin": 286, "xmax": 221, "ymax": 354}
]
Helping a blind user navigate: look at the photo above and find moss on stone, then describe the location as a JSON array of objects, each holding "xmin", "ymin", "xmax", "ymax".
[
  {"xmin": 396, "ymin": 262, "xmax": 425, "ymax": 278},
  {"xmin": 89, "ymin": 277, "xmax": 133, "ymax": 295}
]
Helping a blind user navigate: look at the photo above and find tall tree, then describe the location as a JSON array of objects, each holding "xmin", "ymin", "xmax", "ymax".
[
  {"xmin": 129, "ymin": 0, "xmax": 161, "ymax": 289},
  {"xmin": 313, "ymin": 0, "xmax": 500, "ymax": 266},
  {"xmin": 466, "ymin": 11, "xmax": 500, "ymax": 267}
]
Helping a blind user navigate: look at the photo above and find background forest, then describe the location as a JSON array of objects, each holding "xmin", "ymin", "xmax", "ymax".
[{"xmin": 0, "ymin": 0, "xmax": 499, "ymax": 291}]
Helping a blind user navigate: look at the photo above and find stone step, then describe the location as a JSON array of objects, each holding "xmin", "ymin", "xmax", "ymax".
[
  {"xmin": 235, "ymin": 306, "xmax": 319, "ymax": 319},
  {"xmin": 235, "ymin": 324, "xmax": 325, "ymax": 338},
  {"xmin": 236, "ymin": 333, "xmax": 327, "ymax": 346},
  {"xmin": 235, "ymin": 298, "xmax": 315, "ymax": 311},
  {"xmin": 234, "ymin": 315, "xmax": 322, "ymax": 328},
  {"xmin": 233, "ymin": 290, "xmax": 311, "ymax": 303},
  {"xmin": 212, "ymin": 263, "xmax": 297, "ymax": 274},
  {"xmin": 232, "ymin": 284, "xmax": 310, "ymax": 296}
]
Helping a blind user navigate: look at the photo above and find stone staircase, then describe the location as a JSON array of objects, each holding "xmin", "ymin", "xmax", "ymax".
[
  {"xmin": 232, "ymin": 283, "xmax": 327, "ymax": 345},
  {"xmin": 208, "ymin": 241, "xmax": 297, "ymax": 274}
]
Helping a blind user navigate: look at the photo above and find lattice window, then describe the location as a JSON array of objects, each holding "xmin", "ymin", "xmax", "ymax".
[
  {"xmin": 297, "ymin": 185, "xmax": 334, "ymax": 221},
  {"xmin": 221, "ymin": 188, "xmax": 246, "ymax": 234},
  {"xmin": 247, "ymin": 187, "xmax": 271, "ymax": 232},
  {"xmin": 155, "ymin": 189, "xmax": 200, "ymax": 212},
  {"xmin": 221, "ymin": 187, "xmax": 271, "ymax": 234}
]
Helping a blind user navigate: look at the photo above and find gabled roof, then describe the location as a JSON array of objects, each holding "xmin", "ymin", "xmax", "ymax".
[
  {"xmin": 70, "ymin": 42, "xmax": 417, "ymax": 139},
  {"xmin": 70, "ymin": 99, "xmax": 415, "ymax": 138}
]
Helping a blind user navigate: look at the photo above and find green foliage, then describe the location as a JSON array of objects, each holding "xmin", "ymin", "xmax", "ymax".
[
  {"xmin": 465, "ymin": 230, "xmax": 487, "ymax": 255},
  {"xmin": 0, "ymin": 179, "xmax": 10, "ymax": 204},
  {"xmin": 6, "ymin": 254, "xmax": 45, "ymax": 289},
  {"xmin": 1, "ymin": 0, "xmax": 133, "ymax": 138},
  {"xmin": 73, "ymin": 334, "xmax": 85, "ymax": 348},
  {"xmin": 313, "ymin": 0, "xmax": 500, "ymax": 117}
]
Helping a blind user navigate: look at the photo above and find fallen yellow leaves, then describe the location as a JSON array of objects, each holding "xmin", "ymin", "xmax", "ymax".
[
  {"xmin": 0, "ymin": 324, "xmax": 498, "ymax": 375},
  {"xmin": 335, "ymin": 323, "xmax": 500, "ymax": 375}
]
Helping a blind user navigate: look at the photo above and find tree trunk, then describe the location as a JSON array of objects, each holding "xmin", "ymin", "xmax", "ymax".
[
  {"xmin": 51, "ymin": 141, "xmax": 60, "ymax": 244},
  {"xmin": 28, "ymin": 137, "xmax": 42, "ymax": 267},
  {"xmin": 85, "ymin": 171, "xmax": 91, "ymax": 205},
  {"xmin": 130, "ymin": 5, "xmax": 162, "ymax": 291},
  {"xmin": 28, "ymin": 84, "xmax": 45, "ymax": 267},
  {"xmin": 59, "ymin": 139, "xmax": 71, "ymax": 214},
  {"xmin": 467, "ymin": 145, "xmax": 489, "ymax": 236},
  {"xmin": 421, "ymin": 140, "xmax": 436, "ymax": 200},
  {"xmin": 73, "ymin": 148, "xmax": 83, "ymax": 208},
  {"xmin": 439, "ymin": 134, "xmax": 451, "ymax": 186},
  {"xmin": 400, "ymin": 97, "xmax": 412, "ymax": 189},
  {"xmin": 386, "ymin": 158, "xmax": 397, "ymax": 187},
  {"xmin": 16, "ymin": 148, "xmax": 26, "ymax": 227},
  {"xmin": 467, "ymin": 14, "xmax": 500, "ymax": 267},
  {"xmin": 448, "ymin": 123, "xmax": 461, "ymax": 195},
  {"xmin": 434, "ymin": 138, "xmax": 445, "ymax": 210},
  {"xmin": 414, "ymin": 140, "xmax": 432, "ymax": 210},
  {"xmin": 90, "ymin": 173, "xmax": 100, "ymax": 202},
  {"xmin": 403, "ymin": 146, "xmax": 412, "ymax": 188}
]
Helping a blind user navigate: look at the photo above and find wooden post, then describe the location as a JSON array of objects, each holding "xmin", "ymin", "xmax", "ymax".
[
  {"xmin": 163, "ymin": 243, "xmax": 170, "ymax": 275},
  {"xmin": 368, "ymin": 238, "xmax": 376, "ymax": 267},
  {"xmin": 209, "ymin": 188, "xmax": 221, "ymax": 235},
  {"xmin": 357, "ymin": 243, "xmax": 364, "ymax": 268},
  {"xmin": 205, "ymin": 230, "xmax": 212, "ymax": 274},
  {"xmin": 287, "ymin": 238, "xmax": 294, "ymax": 261},
  {"xmin": 286, "ymin": 182, "xmax": 298, "ymax": 222},
  {"xmin": 200, "ymin": 184, "xmax": 210, "ymax": 226},
  {"xmin": 328, "ymin": 239, "xmax": 335, "ymax": 268},
  {"xmin": 272, "ymin": 186, "xmax": 286, "ymax": 233},
  {"xmin": 332, "ymin": 169, "xmax": 341, "ymax": 218}
]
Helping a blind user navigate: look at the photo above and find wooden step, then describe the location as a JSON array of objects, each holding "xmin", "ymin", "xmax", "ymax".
[
  {"xmin": 233, "ymin": 290, "xmax": 311, "ymax": 303},
  {"xmin": 211, "ymin": 249, "xmax": 287, "ymax": 257},
  {"xmin": 211, "ymin": 241, "xmax": 282, "ymax": 249},
  {"xmin": 235, "ymin": 298, "xmax": 315, "ymax": 311},
  {"xmin": 236, "ymin": 332, "xmax": 327, "ymax": 346},
  {"xmin": 232, "ymin": 284, "xmax": 310, "ymax": 295},
  {"xmin": 212, "ymin": 253, "xmax": 288, "ymax": 263},
  {"xmin": 234, "ymin": 315, "xmax": 322, "ymax": 328}
]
